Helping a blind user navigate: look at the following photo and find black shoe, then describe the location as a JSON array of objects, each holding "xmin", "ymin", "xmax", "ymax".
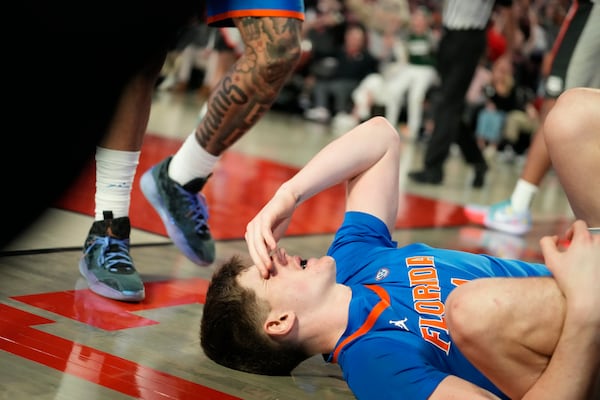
[
  {"xmin": 472, "ymin": 163, "xmax": 488, "ymax": 188},
  {"xmin": 408, "ymin": 168, "xmax": 443, "ymax": 184}
]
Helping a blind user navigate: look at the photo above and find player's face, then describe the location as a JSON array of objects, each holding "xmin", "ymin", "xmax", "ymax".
[{"xmin": 238, "ymin": 248, "xmax": 336, "ymax": 312}]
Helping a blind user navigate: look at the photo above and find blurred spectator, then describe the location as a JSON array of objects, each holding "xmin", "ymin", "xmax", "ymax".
[
  {"xmin": 157, "ymin": 23, "xmax": 212, "ymax": 92},
  {"xmin": 383, "ymin": 6, "xmax": 439, "ymax": 139},
  {"xmin": 349, "ymin": 31, "xmax": 407, "ymax": 125},
  {"xmin": 297, "ymin": 0, "xmax": 347, "ymax": 110},
  {"xmin": 486, "ymin": 14, "xmax": 508, "ymax": 62},
  {"xmin": 303, "ymin": 0, "xmax": 347, "ymax": 61},
  {"xmin": 474, "ymin": 56, "xmax": 539, "ymax": 158},
  {"xmin": 344, "ymin": 0, "xmax": 411, "ymax": 130},
  {"xmin": 538, "ymin": 0, "xmax": 568, "ymax": 46},
  {"xmin": 345, "ymin": 0, "xmax": 411, "ymax": 57},
  {"xmin": 304, "ymin": 23, "xmax": 379, "ymax": 123},
  {"xmin": 512, "ymin": 0, "xmax": 550, "ymax": 93},
  {"xmin": 518, "ymin": 4, "xmax": 549, "ymax": 58}
]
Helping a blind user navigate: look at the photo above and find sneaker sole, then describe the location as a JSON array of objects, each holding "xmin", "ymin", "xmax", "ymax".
[
  {"xmin": 483, "ymin": 217, "xmax": 530, "ymax": 236},
  {"xmin": 78, "ymin": 257, "xmax": 145, "ymax": 302},
  {"xmin": 140, "ymin": 169, "xmax": 213, "ymax": 266}
]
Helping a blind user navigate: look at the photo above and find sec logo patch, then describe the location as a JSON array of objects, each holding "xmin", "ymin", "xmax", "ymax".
[{"xmin": 375, "ymin": 268, "xmax": 390, "ymax": 281}]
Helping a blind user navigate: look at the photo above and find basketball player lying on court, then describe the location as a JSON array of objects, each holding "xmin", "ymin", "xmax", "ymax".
[{"xmin": 201, "ymin": 88, "xmax": 600, "ymax": 399}]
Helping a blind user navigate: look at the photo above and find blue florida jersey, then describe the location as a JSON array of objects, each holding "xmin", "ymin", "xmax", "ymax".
[{"xmin": 325, "ymin": 211, "xmax": 551, "ymax": 400}]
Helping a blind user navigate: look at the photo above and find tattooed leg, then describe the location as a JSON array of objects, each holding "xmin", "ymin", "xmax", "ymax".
[{"xmin": 196, "ymin": 17, "xmax": 303, "ymax": 155}]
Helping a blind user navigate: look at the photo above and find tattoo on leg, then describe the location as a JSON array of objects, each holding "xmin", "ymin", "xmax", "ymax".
[
  {"xmin": 195, "ymin": 17, "xmax": 301, "ymax": 155},
  {"xmin": 196, "ymin": 76, "xmax": 267, "ymax": 154}
]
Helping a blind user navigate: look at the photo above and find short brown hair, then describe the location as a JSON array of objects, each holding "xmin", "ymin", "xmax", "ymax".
[{"xmin": 200, "ymin": 255, "xmax": 309, "ymax": 375}]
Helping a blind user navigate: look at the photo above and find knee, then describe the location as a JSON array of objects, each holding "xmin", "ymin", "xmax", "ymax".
[
  {"xmin": 445, "ymin": 283, "xmax": 489, "ymax": 347},
  {"xmin": 445, "ymin": 279, "xmax": 516, "ymax": 350},
  {"xmin": 544, "ymin": 88, "xmax": 596, "ymax": 146}
]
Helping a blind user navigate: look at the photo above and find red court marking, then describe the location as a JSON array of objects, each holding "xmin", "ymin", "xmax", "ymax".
[
  {"xmin": 0, "ymin": 304, "xmax": 240, "ymax": 400},
  {"xmin": 12, "ymin": 278, "xmax": 209, "ymax": 331},
  {"xmin": 54, "ymin": 134, "xmax": 470, "ymax": 240}
]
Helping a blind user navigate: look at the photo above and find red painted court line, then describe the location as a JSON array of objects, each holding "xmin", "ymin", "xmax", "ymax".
[
  {"xmin": 1, "ymin": 305, "xmax": 239, "ymax": 399},
  {"xmin": 54, "ymin": 134, "xmax": 471, "ymax": 241},
  {"xmin": 3, "ymin": 278, "xmax": 240, "ymax": 399},
  {"xmin": 11, "ymin": 279, "xmax": 209, "ymax": 331}
]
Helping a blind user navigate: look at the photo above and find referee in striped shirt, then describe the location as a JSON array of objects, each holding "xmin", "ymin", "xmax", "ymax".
[{"xmin": 409, "ymin": 0, "xmax": 515, "ymax": 188}]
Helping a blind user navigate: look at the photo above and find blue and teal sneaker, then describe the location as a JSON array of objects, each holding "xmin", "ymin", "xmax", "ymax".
[
  {"xmin": 140, "ymin": 156, "xmax": 215, "ymax": 266},
  {"xmin": 79, "ymin": 211, "xmax": 145, "ymax": 302},
  {"xmin": 483, "ymin": 199, "xmax": 532, "ymax": 235},
  {"xmin": 465, "ymin": 199, "xmax": 532, "ymax": 236}
]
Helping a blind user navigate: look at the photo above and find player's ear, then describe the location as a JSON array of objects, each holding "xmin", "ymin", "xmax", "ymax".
[{"xmin": 264, "ymin": 310, "xmax": 296, "ymax": 337}]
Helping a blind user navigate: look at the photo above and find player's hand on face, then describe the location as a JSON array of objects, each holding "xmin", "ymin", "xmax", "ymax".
[
  {"xmin": 245, "ymin": 188, "xmax": 297, "ymax": 278},
  {"xmin": 245, "ymin": 217, "xmax": 277, "ymax": 278},
  {"xmin": 540, "ymin": 220, "xmax": 600, "ymax": 320}
]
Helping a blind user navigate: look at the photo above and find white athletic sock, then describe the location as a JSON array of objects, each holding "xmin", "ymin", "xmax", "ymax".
[
  {"xmin": 510, "ymin": 178, "xmax": 539, "ymax": 213},
  {"xmin": 168, "ymin": 132, "xmax": 220, "ymax": 186},
  {"xmin": 94, "ymin": 147, "xmax": 140, "ymax": 220}
]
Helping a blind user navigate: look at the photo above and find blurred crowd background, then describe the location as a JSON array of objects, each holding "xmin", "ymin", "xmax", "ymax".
[{"xmin": 159, "ymin": 0, "xmax": 566, "ymax": 160}]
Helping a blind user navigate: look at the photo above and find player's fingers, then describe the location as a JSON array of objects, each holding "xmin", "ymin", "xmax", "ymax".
[
  {"xmin": 255, "ymin": 262, "xmax": 271, "ymax": 279},
  {"xmin": 540, "ymin": 235, "xmax": 560, "ymax": 271},
  {"xmin": 244, "ymin": 229, "xmax": 261, "ymax": 268},
  {"xmin": 576, "ymin": 219, "xmax": 593, "ymax": 236},
  {"xmin": 245, "ymin": 223, "xmax": 272, "ymax": 275},
  {"xmin": 253, "ymin": 221, "xmax": 278, "ymax": 274},
  {"xmin": 260, "ymin": 220, "xmax": 278, "ymax": 255}
]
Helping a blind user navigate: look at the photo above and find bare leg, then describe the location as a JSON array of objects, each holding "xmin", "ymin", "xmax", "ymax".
[
  {"xmin": 196, "ymin": 17, "xmax": 302, "ymax": 157},
  {"xmin": 447, "ymin": 217, "xmax": 600, "ymax": 399},
  {"xmin": 100, "ymin": 55, "xmax": 165, "ymax": 151},
  {"xmin": 519, "ymin": 98, "xmax": 555, "ymax": 186},
  {"xmin": 80, "ymin": 54, "xmax": 166, "ymax": 302},
  {"xmin": 197, "ymin": 46, "xmax": 239, "ymax": 120},
  {"xmin": 544, "ymin": 87, "xmax": 600, "ymax": 226},
  {"xmin": 446, "ymin": 277, "xmax": 563, "ymax": 399},
  {"xmin": 139, "ymin": 17, "xmax": 302, "ymax": 267}
]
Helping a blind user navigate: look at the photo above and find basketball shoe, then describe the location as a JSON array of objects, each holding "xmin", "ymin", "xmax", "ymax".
[
  {"xmin": 140, "ymin": 156, "xmax": 215, "ymax": 266},
  {"xmin": 79, "ymin": 211, "xmax": 145, "ymax": 302},
  {"xmin": 464, "ymin": 199, "xmax": 532, "ymax": 236}
]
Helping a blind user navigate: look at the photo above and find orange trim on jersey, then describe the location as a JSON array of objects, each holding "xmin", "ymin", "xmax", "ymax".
[
  {"xmin": 207, "ymin": 10, "xmax": 305, "ymax": 25},
  {"xmin": 331, "ymin": 285, "xmax": 391, "ymax": 364},
  {"xmin": 450, "ymin": 278, "xmax": 469, "ymax": 287}
]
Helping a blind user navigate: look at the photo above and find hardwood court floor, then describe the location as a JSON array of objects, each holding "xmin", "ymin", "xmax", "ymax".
[{"xmin": 0, "ymin": 90, "xmax": 574, "ymax": 399}]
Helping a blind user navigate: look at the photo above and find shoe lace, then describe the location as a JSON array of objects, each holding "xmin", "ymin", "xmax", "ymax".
[
  {"xmin": 176, "ymin": 186, "xmax": 210, "ymax": 235},
  {"xmin": 85, "ymin": 236, "xmax": 135, "ymax": 272}
]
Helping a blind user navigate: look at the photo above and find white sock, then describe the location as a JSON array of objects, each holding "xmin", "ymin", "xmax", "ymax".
[
  {"xmin": 95, "ymin": 147, "xmax": 140, "ymax": 220},
  {"xmin": 168, "ymin": 132, "xmax": 220, "ymax": 186},
  {"xmin": 510, "ymin": 178, "xmax": 538, "ymax": 212}
]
